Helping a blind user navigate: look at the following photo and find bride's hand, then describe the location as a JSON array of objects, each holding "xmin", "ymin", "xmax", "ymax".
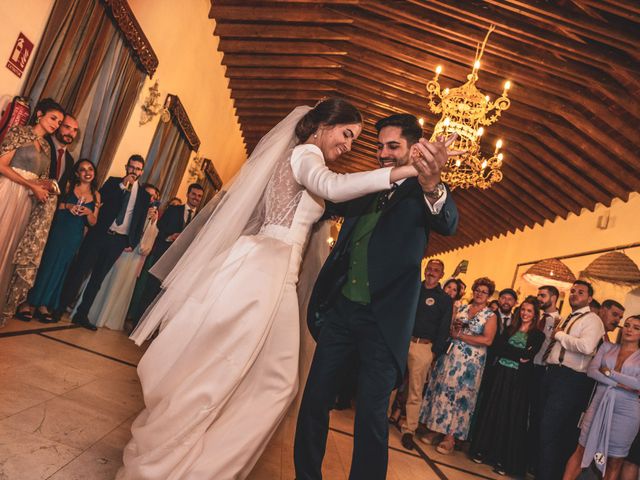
[{"xmin": 389, "ymin": 164, "xmax": 418, "ymax": 182}]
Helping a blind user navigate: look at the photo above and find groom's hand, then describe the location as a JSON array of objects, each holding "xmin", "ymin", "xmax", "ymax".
[{"xmin": 412, "ymin": 134, "xmax": 464, "ymax": 192}]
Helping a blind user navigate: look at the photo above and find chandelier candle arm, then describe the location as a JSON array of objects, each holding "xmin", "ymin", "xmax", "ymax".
[{"xmin": 423, "ymin": 24, "xmax": 512, "ymax": 190}]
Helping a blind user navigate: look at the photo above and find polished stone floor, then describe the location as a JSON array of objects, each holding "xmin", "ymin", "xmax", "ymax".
[{"xmin": 0, "ymin": 318, "xmax": 505, "ymax": 479}]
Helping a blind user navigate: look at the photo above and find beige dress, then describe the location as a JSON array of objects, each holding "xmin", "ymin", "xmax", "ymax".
[
  {"xmin": 118, "ymin": 144, "xmax": 392, "ymax": 479},
  {"xmin": 0, "ymin": 126, "xmax": 50, "ymax": 323}
]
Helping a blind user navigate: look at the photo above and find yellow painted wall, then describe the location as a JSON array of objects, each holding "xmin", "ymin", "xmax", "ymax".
[
  {"xmin": 0, "ymin": 0, "xmax": 246, "ymax": 202},
  {"xmin": 0, "ymin": 1, "xmax": 54, "ymax": 104},
  {"xmin": 429, "ymin": 192, "xmax": 640, "ymax": 317},
  {"xmin": 110, "ymin": 0, "xmax": 246, "ymax": 199}
]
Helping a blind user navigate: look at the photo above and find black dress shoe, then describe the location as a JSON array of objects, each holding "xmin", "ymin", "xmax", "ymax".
[
  {"xmin": 81, "ymin": 320, "xmax": 98, "ymax": 331},
  {"xmin": 72, "ymin": 316, "xmax": 97, "ymax": 331},
  {"xmin": 471, "ymin": 452, "xmax": 484, "ymax": 464},
  {"xmin": 401, "ymin": 433, "xmax": 414, "ymax": 450}
]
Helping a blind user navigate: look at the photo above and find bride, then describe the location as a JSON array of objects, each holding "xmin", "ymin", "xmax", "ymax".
[{"xmin": 118, "ymin": 98, "xmax": 417, "ymax": 479}]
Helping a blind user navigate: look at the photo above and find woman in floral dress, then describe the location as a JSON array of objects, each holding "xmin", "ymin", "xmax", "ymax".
[
  {"xmin": 419, "ymin": 277, "xmax": 498, "ymax": 454},
  {"xmin": 0, "ymin": 98, "xmax": 64, "ymax": 324}
]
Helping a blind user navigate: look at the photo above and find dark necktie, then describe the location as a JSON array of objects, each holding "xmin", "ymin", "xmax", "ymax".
[
  {"xmin": 538, "ymin": 313, "xmax": 550, "ymax": 331},
  {"xmin": 186, "ymin": 208, "xmax": 193, "ymax": 226},
  {"xmin": 375, "ymin": 183, "xmax": 398, "ymax": 212},
  {"xmin": 541, "ymin": 312, "xmax": 576, "ymax": 364},
  {"xmin": 115, "ymin": 187, "xmax": 131, "ymax": 226},
  {"xmin": 56, "ymin": 148, "xmax": 64, "ymax": 180}
]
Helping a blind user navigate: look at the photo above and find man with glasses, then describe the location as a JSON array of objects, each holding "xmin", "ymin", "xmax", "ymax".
[{"xmin": 56, "ymin": 155, "xmax": 151, "ymax": 329}]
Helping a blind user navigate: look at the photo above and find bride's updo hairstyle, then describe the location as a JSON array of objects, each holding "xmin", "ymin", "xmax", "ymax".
[{"xmin": 295, "ymin": 97, "xmax": 362, "ymax": 143}]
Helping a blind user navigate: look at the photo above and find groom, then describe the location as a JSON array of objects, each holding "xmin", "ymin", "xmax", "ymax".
[{"xmin": 294, "ymin": 114, "xmax": 459, "ymax": 479}]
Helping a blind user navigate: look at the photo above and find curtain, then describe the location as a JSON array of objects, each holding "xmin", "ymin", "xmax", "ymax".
[
  {"xmin": 74, "ymin": 33, "xmax": 145, "ymax": 181},
  {"xmin": 22, "ymin": 0, "xmax": 147, "ymax": 182},
  {"xmin": 143, "ymin": 118, "xmax": 192, "ymax": 203}
]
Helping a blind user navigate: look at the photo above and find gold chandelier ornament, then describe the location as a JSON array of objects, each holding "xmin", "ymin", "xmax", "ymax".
[{"xmin": 427, "ymin": 25, "xmax": 511, "ymax": 190}]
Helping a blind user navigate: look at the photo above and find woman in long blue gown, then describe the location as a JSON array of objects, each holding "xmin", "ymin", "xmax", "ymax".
[{"xmin": 24, "ymin": 159, "xmax": 99, "ymax": 321}]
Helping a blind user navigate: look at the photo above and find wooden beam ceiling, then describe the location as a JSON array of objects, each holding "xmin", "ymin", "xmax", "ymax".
[{"xmin": 209, "ymin": 0, "xmax": 640, "ymax": 255}]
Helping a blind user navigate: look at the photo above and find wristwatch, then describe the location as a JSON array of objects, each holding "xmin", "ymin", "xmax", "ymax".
[
  {"xmin": 604, "ymin": 369, "xmax": 611, "ymax": 377},
  {"xmin": 424, "ymin": 182, "xmax": 446, "ymax": 200}
]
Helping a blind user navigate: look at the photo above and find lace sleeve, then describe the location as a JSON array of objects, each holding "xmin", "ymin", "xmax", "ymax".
[{"xmin": 291, "ymin": 144, "xmax": 392, "ymax": 202}]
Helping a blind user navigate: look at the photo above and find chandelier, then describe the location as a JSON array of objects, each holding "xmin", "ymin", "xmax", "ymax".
[{"xmin": 426, "ymin": 25, "xmax": 511, "ymax": 190}]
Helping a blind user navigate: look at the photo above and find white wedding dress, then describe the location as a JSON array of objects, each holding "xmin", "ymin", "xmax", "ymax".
[{"xmin": 118, "ymin": 139, "xmax": 392, "ymax": 479}]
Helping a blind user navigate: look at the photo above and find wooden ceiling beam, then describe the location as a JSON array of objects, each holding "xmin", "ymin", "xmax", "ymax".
[
  {"xmin": 457, "ymin": 189, "xmax": 523, "ymax": 234},
  {"xmin": 215, "ymin": 23, "xmax": 350, "ymax": 41},
  {"xmin": 209, "ymin": 4, "xmax": 354, "ymax": 24},
  {"xmin": 233, "ymin": 89, "xmax": 333, "ymax": 101},
  {"xmin": 229, "ymin": 79, "xmax": 337, "ymax": 91},
  {"xmin": 340, "ymin": 22, "xmax": 638, "ymax": 142},
  {"xmin": 218, "ymin": 40, "xmax": 347, "ymax": 55},
  {"xmin": 226, "ymin": 67, "xmax": 340, "ymax": 80},
  {"xmin": 499, "ymin": 161, "xmax": 570, "ymax": 219},
  {"xmin": 222, "ymin": 54, "xmax": 343, "ymax": 69},
  {"xmin": 449, "ymin": 195, "xmax": 507, "ymax": 240},
  {"xmin": 496, "ymin": 177, "xmax": 558, "ymax": 220},
  {"xmin": 397, "ymin": 1, "xmax": 639, "ymax": 73},
  {"xmin": 354, "ymin": 2, "xmax": 622, "ymax": 86},
  {"xmin": 484, "ymin": 0, "xmax": 639, "ymax": 53}
]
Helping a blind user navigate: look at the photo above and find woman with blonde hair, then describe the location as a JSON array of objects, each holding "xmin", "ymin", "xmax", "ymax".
[{"xmin": 419, "ymin": 276, "xmax": 498, "ymax": 454}]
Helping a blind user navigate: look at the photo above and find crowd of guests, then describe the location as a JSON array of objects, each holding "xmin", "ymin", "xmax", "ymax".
[
  {"xmin": 0, "ymin": 97, "xmax": 204, "ymax": 331},
  {"xmin": 388, "ymin": 259, "xmax": 640, "ymax": 480}
]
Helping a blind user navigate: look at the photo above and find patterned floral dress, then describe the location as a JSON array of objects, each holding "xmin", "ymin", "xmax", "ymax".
[
  {"xmin": 419, "ymin": 303, "xmax": 494, "ymax": 440},
  {"xmin": 0, "ymin": 125, "xmax": 54, "ymax": 324}
]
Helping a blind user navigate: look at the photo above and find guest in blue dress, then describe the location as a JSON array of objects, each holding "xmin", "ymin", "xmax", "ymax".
[
  {"xmin": 563, "ymin": 315, "xmax": 640, "ymax": 480},
  {"xmin": 419, "ymin": 277, "xmax": 498, "ymax": 455},
  {"xmin": 23, "ymin": 159, "xmax": 100, "ymax": 322}
]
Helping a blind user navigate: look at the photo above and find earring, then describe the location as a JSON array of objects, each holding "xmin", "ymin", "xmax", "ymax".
[{"xmin": 313, "ymin": 134, "xmax": 317, "ymax": 139}]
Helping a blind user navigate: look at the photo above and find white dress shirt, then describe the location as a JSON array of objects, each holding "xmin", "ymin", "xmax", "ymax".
[
  {"xmin": 546, "ymin": 306, "xmax": 604, "ymax": 373},
  {"xmin": 109, "ymin": 180, "xmax": 139, "ymax": 235},
  {"xmin": 183, "ymin": 205, "xmax": 196, "ymax": 225},
  {"xmin": 534, "ymin": 310, "xmax": 561, "ymax": 366},
  {"xmin": 393, "ymin": 178, "xmax": 447, "ymax": 215}
]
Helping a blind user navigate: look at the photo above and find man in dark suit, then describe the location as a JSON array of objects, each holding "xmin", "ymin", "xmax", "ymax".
[
  {"xmin": 153, "ymin": 183, "xmax": 203, "ymax": 258},
  {"xmin": 130, "ymin": 183, "xmax": 204, "ymax": 325},
  {"xmin": 57, "ymin": 155, "xmax": 151, "ymax": 329},
  {"xmin": 45, "ymin": 114, "xmax": 78, "ymax": 194},
  {"xmin": 294, "ymin": 114, "xmax": 460, "ymax": 479}
]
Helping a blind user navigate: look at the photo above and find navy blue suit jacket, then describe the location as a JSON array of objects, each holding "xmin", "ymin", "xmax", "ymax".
[
  {"xmin": 307, "ymin": 178, "xmax": 458, "ymax": 373},
  {"xmin": 94, "ymin": 177, "xmax": 150, "ymax": 249},
  {"xmin": 153, "ymin": 204, "xmax": 188, "ymax": 258}
]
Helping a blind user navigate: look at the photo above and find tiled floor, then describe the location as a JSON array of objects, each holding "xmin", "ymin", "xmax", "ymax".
[{"xmin": 1, "ymin": 317, "xmax": 505, "ymax": 479}]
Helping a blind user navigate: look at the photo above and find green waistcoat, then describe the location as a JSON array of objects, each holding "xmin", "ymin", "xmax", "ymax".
[{"xmin": 341, "ymin": 197, "xmax": 384, "ymax": 305}]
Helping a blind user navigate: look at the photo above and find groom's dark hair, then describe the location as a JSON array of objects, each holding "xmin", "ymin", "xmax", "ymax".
[{"xmin": 375, "ymin": 114, "xmax": 422, "ymax": 145}]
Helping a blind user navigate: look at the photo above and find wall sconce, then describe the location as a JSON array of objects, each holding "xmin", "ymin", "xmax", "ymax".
[
  {"xmin": 187, "ymin": 152, "xmax": 205, "ymax": 183},
  {"xmin": 139, "ymin": 79, "xmax": 169, "ymax": 125}
]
